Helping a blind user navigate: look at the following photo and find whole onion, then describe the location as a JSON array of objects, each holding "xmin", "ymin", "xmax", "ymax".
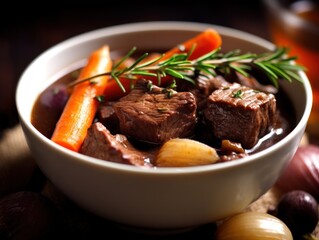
[
  {"xmin": 275, "ymin": 144, "xmax": 319, "ymax": 200},
  {"xmin": 215, "ymin": 211, "xmax": 293, "ymax": 240}
]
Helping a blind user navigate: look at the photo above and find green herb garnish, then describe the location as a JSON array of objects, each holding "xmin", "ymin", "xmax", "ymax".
[
  {"xmin": 95, "ymin": 95, "xmax": 105, "ymax": 103},
  {"xmin": 232, "ymin": 90, "xmax": 243, "ymax": 99},
  {"xmin": 69, "ymin": 46, "xmax": 306, "ymax": 91}
]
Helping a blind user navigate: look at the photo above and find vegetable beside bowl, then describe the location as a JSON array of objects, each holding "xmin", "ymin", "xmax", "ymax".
[{"xmin": 15, "ymin": 21, "xmax": 312, "ymax": 230}]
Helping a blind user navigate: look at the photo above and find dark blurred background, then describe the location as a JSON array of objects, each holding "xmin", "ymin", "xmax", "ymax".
[{"xmin": 0, "ymin": 0, "xmax": 268, "ymax": 131}]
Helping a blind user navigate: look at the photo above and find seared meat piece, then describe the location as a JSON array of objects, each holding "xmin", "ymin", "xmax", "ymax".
[
  {"xmin": 221, "ymin": 68, "xmax": 278, "ymax": 94},
  {"xmin": 234, "ymin": 72, "xmax": 278, "ymax": 94},
  {"xmin": 195, "ymin": 75, "xmax": 231, "ymax": 110},
  {"xmin": 177, "ymin": 75, "xmax": 230, "ymax": 111},
  {"xmin": 96, "ymin": 102, "xmax": 120, "ymax": 134},
  {"xmin": 80, "ymin": 122, "xmax": 152, "ymax": 167},
  {"xmin": 113, "ymin": 79, "xmax": 197, "ymax": 144},
  {"xmin": 204, "ymin": 83, "xmax": 277, "ymax": 149},
  {"xmin": 176, "ymin": 74, "xmax": 230, "ymax": 110}
]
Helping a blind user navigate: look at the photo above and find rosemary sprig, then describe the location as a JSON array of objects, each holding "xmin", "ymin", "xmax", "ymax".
[{"xmin": 69, "ymin": 46, "xmax": 306, "ymax": 91}]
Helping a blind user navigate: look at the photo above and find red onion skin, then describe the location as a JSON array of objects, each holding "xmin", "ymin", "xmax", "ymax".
[
  {"xmin": 40, "ymin": 84, "xmax": 69, "ymax": 112},
  {"xmin": 275, "ymin": 144, "xmax": 319, "ymax": 200}
]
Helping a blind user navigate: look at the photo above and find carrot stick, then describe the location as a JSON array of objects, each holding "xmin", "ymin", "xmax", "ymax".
[
  {"xmin": 103, "ymin": 28, "xmax": 222, "ymax": 101},
  {"xmin": 163, "ymin": 28, "xmax": 222, "ymax": 60},
  {"xmin": 51, "ymin": 45, "xmax": 112, "ymax": 152}
]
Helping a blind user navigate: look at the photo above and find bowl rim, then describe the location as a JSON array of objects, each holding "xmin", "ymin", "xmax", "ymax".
[{"xmin": 16, "ymin": 21, "xmax": 313, "ymax": 174}]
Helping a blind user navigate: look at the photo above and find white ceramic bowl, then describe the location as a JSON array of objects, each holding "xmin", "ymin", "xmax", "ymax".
[{"xmin": 16, "ymin": 21, "xmax": 312, "ymax": 230}]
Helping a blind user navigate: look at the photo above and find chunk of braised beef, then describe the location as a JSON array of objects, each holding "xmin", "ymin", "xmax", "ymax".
[
  {"xmin": 220, "ymin": 68, "xmax": 278, "ymax": 94},
  {"xmin": 96, "ymin": 102, "xmax": 120, "ymax": 134},
  {"xmin": 204, "ymin": 83, "xmax": 276, "ymax": 149},
  {"xmin": 113, "ymin": 79, "xmax": 197, "ymax": 144},
  {"xmin": 176, "ymin": 74, "xmax": 230, "ymax": 110},
  {"xmin": 80, "ymin": 122, "xmax": 152, "ymax": 167},
  {"xmin": 235, "ymin": 72, "xmax": 278, "ymax": 94}
]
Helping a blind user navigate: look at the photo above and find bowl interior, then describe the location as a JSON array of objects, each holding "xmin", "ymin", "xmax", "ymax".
[{"xmin": 16, "ymin": 21, "xmax": 312, "ymax": 171}]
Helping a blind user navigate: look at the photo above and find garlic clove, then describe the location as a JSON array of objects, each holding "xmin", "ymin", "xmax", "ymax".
[{"xmin": 155, "ymin": 138, "xmax": 219, "ymax": 167}]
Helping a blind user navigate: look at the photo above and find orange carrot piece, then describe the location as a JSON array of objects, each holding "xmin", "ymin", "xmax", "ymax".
[
  {"xmin": 51, "ymin": 45, "xmax": 112, "ymax": 152},
  {"xmin": 163, "ymin": 28, "xmax": 222, "ymax": 60}
]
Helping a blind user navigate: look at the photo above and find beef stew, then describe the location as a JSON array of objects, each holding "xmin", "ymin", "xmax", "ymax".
[{"xmin": 31, "ymin": 49, "xmax": 296, "ymax": 168}]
